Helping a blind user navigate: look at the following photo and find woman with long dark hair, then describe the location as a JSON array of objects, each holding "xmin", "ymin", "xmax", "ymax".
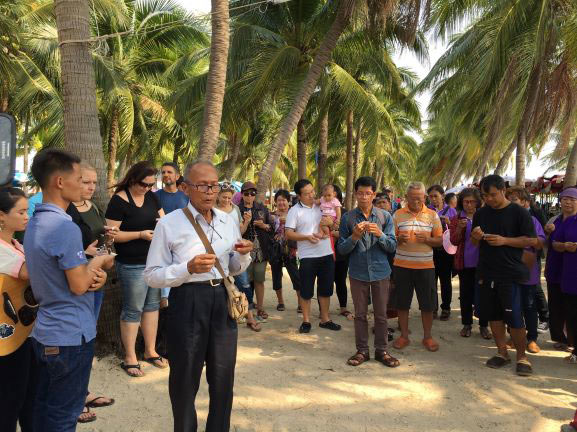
[
  {"xmin": 105, "ymin": 162, "xmax": 166, "ymax": 377},
  {"xmin": 332, "ymin": 184, "xmax": 353, "ymax": 320}
]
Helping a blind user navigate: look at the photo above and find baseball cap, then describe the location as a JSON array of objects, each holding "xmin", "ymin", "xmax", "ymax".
[{"xmin": 241, "ymin": 181, "xmax": 257, "ymax": 192}]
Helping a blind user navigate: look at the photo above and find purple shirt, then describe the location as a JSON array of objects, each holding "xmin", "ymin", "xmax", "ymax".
[
  {"xmin": 461, "ymin": 212, "xmax": 479, "ymax": 268},
  {"xmin": 545, "ymin": 215, "xmax": 564, "ymax": 284},
  {"xmin": 523, "ymin": 216, "xmax": 546, "ymax": 285},
  {"xmin": 430, "ymin": 204, "xmax": 458, "ymax": 230},
  {"xmin": 555, "ymin": 214, "xmax": 577, "ymax": 295}
]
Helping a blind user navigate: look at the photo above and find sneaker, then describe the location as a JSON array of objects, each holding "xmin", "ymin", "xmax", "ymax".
[
  {"xmin": 319, "ymin": 321, "xmax": 341, "ymax": 331},
  {"xmin": 527, "ymin": 341, "xmax": 540, "ymax": 354},
  {"xmin": 299, "ymin": 322, "xmax": 311, "ymax": 334},
  {"xmin": 537, "ymin": 321, "xmax": 549, "ymax": 334},
  {"xmin": 564, "ymin": 354, "xmax": 577, "ymax": 364}
]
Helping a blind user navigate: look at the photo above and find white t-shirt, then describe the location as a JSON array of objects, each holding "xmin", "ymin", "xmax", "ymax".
[{"xmin": 285, "ymin": 202, "xmax": 333, "ymax": 259}]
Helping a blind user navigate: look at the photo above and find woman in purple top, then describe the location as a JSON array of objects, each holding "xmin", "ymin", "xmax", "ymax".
[
  {"xmin": 545, "ymin": 188, "xmax": 577, "ymax": 350},
  {"xmin": 427, "ymin": 185, "xmax": 458, "ymax": 320},
  {"xmin": 552, "ymin": 187, "xmax": 577, "ymax": 363},
  {"xmin": 449, "ymin": 188, "xmax": 491, "ymax": 339}
]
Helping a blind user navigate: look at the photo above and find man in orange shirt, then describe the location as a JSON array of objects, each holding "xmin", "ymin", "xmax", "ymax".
[{"xmin": 392, "ymin": 181, "xmax": 443, "ymax": 352}]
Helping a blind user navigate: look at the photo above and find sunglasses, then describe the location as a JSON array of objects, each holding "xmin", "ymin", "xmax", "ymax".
[
  {"xmin": 243, "ymin": 190, "xmax": 257, "ymax": 197},
  {"xmin": 220, "ymin": 182, "xmax": 235, "ymax": 192},
  {"xmin": 138, "ymin": 181, "xmax": 155, "ymax": 188}
]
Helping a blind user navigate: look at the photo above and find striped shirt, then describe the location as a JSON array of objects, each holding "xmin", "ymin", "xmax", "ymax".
[{"xmin": 393, "ymin": 206, "xmax": 443, "ymax": 269}]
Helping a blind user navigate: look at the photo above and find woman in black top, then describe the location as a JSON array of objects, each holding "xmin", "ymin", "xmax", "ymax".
[{"xmin": 105, "ymin": 162, "xmax": 166, "ymax": 377}]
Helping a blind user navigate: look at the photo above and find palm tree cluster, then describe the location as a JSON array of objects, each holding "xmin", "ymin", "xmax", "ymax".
[
  {"xmin": 1, "ymin": 0, "xmax": 425, "ymax": 206},
  {"xmin": 417, "ymin": 0, "xmax": 577, "ymax": 188}
]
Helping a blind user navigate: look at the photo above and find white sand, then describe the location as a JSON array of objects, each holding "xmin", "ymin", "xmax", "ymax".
[{"xmin": 84, "ymin": 276, "xmax": 575, "ymax": 432}]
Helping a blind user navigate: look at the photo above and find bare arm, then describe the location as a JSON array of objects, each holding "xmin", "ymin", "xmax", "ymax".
[
  {"xmin": 64, "ymin": 255, "xmax": 111, "ymax": 295},
  {"xmin": 504, "ymin": 236, "xmax": 535, "ymax": 248},
  {"xmin": 18, "ymin": 263, "xmax": 29, "ymax": 281},
  {"xmin": 106, "ymin": 218, "xmax": 143, "ymax": 243}
]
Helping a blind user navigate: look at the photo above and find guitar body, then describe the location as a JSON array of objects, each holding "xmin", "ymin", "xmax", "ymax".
[{"xmin": 0, "ymin": 274, "xmax": 37, "ymax": 356}]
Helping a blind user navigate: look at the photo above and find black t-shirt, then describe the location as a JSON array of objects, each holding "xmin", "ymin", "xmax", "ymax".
[
  {"xmin": 105, "ymin": 190, "xmax": 161, "ymax": 264},
  {"xmin": 238, "ymin": 201, "xmax": 273, "ymax": 258},
  {"xmin": 472, "ymin": 203, "xmax": 536, "ymax": 282},
  {"xmin": 66, "ymin": 203, "xmax": 93, "ymax": 250}
]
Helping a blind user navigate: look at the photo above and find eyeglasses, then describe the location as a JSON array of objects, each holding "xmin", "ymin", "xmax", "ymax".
[
  {"xmin": 462, "ymin": 199, "xmax": 478, "ymax": 205},
  {"xmin": 138, "ymin": 181, "xmax": 155, "ymax": 188},
  {"xmin": 243, "ymin": 191, "xmax": 257, "ymax": 197},
  {"xmin": 189, "ymin": 184, "xmax": 222, "ymax": 193}
]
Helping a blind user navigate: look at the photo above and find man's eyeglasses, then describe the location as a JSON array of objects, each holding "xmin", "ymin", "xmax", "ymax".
[
  {"xmin": 189, "ymin": 184, "xmax": 222, "ymax": 193},
  {"xmin": 243, "ymin": 190, "xmax": 257, "ymax": 197},
  {"xmin": 138, "ymin": 181, "xmax": 155, "ymax": 188}
]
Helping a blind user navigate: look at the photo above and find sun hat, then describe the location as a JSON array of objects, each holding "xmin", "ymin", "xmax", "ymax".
[{"xmin": 560, "ymin": 187, "xmax": 577, "ymax": 200}]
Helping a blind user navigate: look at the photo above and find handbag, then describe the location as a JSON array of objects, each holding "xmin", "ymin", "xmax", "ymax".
[{"xmin": 181, "ymin": 208, "xmax": 249, "ymax": 320}]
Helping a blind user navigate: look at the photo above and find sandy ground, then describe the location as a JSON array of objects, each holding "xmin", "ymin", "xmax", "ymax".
[{"xmin": 84, "ymin": 274, "xmax": 576, "ymax": 432}]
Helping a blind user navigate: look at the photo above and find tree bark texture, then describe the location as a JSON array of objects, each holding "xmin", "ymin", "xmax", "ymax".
[
  {"xmin": 445, "ymin": 145, "xmax": 467, "ymax": 188},
  {"xmin": 297, "ymin": 119, "xmax": 307, "ymax": 179},
  {"xmin": 172, "ymin": 135, "xmax": 183, "ymax": 164},
  {"xmin": 317, "ymin": 112, "xmax": 328, "ymax": 194},
  {"xmin": 23, "ymin": 113, "xmax": 29, "ymax": 175},
  {"xmin": 494, "ymin": 140, "xmax": 517, "ymax": 176},
  {"xmin": 107, "ymin": 111, "xmax": 118, "ymax": 191},
  {"xmin": 197, "ymin": 0, "xmax": 230, "ymax": 162},
  {"xmin": 345, "ymin": 111, "xmax": 354, "ymax": 210},
  {"xmin": 255, "ymin": 0, "xmax": 356, "ymax": 198},
  {"xmin": 564, "ymin": 137, "xmax": 577, "ymax": 188},
  {"xmin": 54, "ymin": 0, "xmax": 108, "ymax": 207},
  {"xmin": 223, "ymin": 132, "xmax": 240, "ymax": 180}
]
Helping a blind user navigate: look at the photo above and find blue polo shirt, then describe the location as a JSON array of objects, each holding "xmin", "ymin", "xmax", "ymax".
[{"xmin": 23, "ymin": 203, "xmax": 96, "ymax": 346}]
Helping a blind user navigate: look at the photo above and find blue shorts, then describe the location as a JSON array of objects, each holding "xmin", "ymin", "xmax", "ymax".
[
  {"xmin": 116, "ymin": 263, "xmax": 160, "ymax": 322},
  {"xmin": 478, "ymin": 279, "xmax": 524, "ymax": 329}
]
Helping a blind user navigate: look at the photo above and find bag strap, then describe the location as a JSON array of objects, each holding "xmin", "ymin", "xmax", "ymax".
[{"xmin": 181, "ymin": 207, "xmax": 227, "ymax": 279}]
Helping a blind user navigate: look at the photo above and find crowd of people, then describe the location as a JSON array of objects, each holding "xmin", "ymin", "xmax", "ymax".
[{"xmin": 1, "ymin": 148, "xmax": 576, "ymax": 432}]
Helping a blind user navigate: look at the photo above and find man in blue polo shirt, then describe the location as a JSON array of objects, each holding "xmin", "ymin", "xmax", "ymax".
[{"xmin": 24, "ymin": 149, "xmax": 112, "ymax": 431}]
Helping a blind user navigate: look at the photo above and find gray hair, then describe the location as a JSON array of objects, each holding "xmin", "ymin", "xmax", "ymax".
[
  {"xmin": 183, "ymin": 160, "xmax": 216, "ymax": 180},
  {"xmin": 406, "ymin": 181, "xmax": 426, "ymax": 194}
]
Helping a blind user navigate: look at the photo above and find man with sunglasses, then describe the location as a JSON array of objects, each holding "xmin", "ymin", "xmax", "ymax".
[{"xmin": 144, "ymin": 161, "xmax": 253, "ymax": 432}]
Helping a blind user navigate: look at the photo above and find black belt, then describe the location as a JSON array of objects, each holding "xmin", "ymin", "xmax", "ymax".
[{"xmin": 186, "ymin": 279, "xmax": 223, "ymax": 287}]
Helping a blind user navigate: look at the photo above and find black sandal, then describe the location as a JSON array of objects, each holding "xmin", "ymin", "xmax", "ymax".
[
  {"xmin": 516, "ymin": 359, "xmax": 533, "ymax": 376},
  {"xmin": 347, "ymin": 351, "xmax": 370, "ymax": 366},
  {"xmin": 480, "ymin": 326, "xmax": 492, "ymax": 340},
  {"xmin": 86, "ymin": 396, "xmax": 115, "ymax": 408},
  {"xmin": 485, "ymin": 354, "xmax": 511, "ymax": 369},
  {"xmin": 144, "ymin": 356, "xmax": 168, "ymax": 369},
  {"xmin": 276, "ymin": 303, "xmax": 285, "ymax": 311},
  {"xmin": 460, "ymin": 325, "xmax": 472, "ymax": 338},
  {"xmin": 120, "ymin": 362, "xmax": 143, "ymax": 377},
  {"xmin": 375, "ymin": 351, "xmax": 400, "ymax": 368}
]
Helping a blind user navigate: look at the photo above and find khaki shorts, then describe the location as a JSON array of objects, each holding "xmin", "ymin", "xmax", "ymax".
[{"xmin": 247, "ymin": 261, "xmax": 267, "ymax": 283}]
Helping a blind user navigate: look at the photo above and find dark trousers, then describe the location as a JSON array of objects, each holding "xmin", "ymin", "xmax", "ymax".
[
  {"xmin": 534, "ymin": 284, "xmax": 549, "ymax": 322},
  {"xmin": 458, "ymin": 268, "xmax": 487, "ymax": 327},
  {"xmin": 270, "ymin": 255, "xmax": 301, "ymax": 292},
  {"xmin": 547, "ymin": 282, "xmax": 573, "ymax": 345},
  {"xmin": 32, "ymin": 338, "xmax": 94, "ymax": 432},
  {"xmin": 564, "ymin": 293, "xmax": 577, "ymax": 355},
  {"xmin": 334, "ymin": 258, "xmax": 349, "ymax": 308},
  {"xmin": 0, "ymin": 339, "xmax": 37, "ymax": 432},
  {"xmin": 433, "ymin": 248, "xmax": 453, "ymax": 311},
  {"xmin": 350, "ymin": 278, "xmax": 390, "ymax": 353},
  {"xmin": 520, "ymin": 284, "xmax": 539, "ymax": 342},
  {"xmin": 167, "ymin": 283, "xmax": 237, "ymax": 432}
]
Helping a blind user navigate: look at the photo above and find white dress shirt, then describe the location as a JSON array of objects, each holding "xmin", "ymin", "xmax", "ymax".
[
  {"xmin": 285, "ymin": 202, "xmax": 333, "ymax": 259},
  {"xmin": 144, "ymin": 202, "xmax": 251, "ymax": 288}
]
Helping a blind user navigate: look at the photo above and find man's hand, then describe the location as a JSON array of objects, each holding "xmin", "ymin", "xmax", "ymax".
[
  {"xmin": 351, "ymin": 222, "xmax": 368, "ymax": 241},
  {"xmin": 140, "ymin": 230, "xmax": 154, "ymax": 241},
  {"xmin": 566, "ymin": 242, "xmax": 577, "ymax": 253},
  {"xmin": 306, "ymin": 235, "xmax": 320, "ymax": 244},
  {"xmin": 471, "ymin": 226, "xmax": 484, "ymax": 241},
  {"xmin": 458, "ymin": 219, "xmax": 468, "ymax": 230},
  {"xmin": 88, "ymin": 254, "xmax": 115, "ymax": 270},
  {"xmin": 243, "ymin": 212, "xmax": 252, "ymax": 224},
  {"xmin": 544, "ymin": 223, "xmax": 555, "ymax": 235},
  {"xmin": 187, "ymin": 254, "xmax": 217, "ymax": 274},
  {"xmin": 484, "ymin": 234, "xmax": 507, "ymax": 247},
  {"xmin": 85, "ymin": 240, "xmax": 99, "ymax": 257},
  {"xmin": 88, "ymin": 268, "xmax": 107, "ymax": 291},
  {"xmin": 414, "ymin": 231, "xmax": 429, "ymax": 244},
  {"xmin": 234, "ymin": 239, "xmax": 253, "ymax": 255},
  {"xmin": 366, "ymin": 223, "xmax": 382, "ymax": 238},
  {"xmin": 397, "ymin": 232, "xmax": 410, "ymax": 245}
]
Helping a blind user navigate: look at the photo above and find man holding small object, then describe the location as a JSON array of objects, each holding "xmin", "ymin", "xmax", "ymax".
[{"xmin": 144, "ymin": 161, "xmax": 253, "ymax": 432}]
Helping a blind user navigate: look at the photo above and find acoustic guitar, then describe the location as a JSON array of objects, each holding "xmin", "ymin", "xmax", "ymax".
[{"xmin": 0, "ymin": 274, "xmax": 37, "ymax": 356}]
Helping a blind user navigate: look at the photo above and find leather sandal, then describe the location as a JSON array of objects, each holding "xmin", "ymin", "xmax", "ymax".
[
  {"xmin": 422, "ymin": 337, "xmax": 439, "ymax": 352},
  {"xmin": 347, "ymin": 351, "xmax": 369, "ymax": 366},
  {"xmin": 393, "ymin": 336, "xmax": 410, "ymax": 350},
  {"xmin": 247, "ymin": 321, "xmax": 262, "ymax": 332},
  {"xmin": 375, "ymin": 351, "xmax": 400, "ymax": 368}
]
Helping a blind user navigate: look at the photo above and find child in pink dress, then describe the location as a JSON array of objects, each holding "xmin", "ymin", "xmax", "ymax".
[{"xmin": 315, "ymin": 184, "xmax": 342, "ymax": 239}]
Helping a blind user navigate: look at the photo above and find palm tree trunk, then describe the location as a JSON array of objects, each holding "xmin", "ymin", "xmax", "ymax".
[
  {"xmin": 107, "ymin": 111, "xmax": 119, "ymax": 191},
  {"xmin": 54, "ymin": 0, "xmax": 107, "ymax": 208},
  {"xmin": 197, "ymin": 0, "xmax": 229, "ymax": 162},
  {"xmin": 172, "ymin": 135, "xmax": 183, "ymax": 164},
  {"xmin": 255, "ymin": 0, "xmax": 356, "ymax": 198},
  {"xmin": 445, "ymin": 145, "xmax": 467, "ymax": 188},
  {"xmin": 375, "ymin": 167, "xmax": 383, "ymax": 191},
  {"xmin": 564, "ymin": 137, "xmax": 577, "ymax": 187},
  {"xmin": 495, "ymin": 140, "xmax": 517, "ymax": 176},
  {"xmin": 353, "ymin": 121, "xmax": 361, "ymax": 179},
  {"xmin": 317, "ymin": 112, "xmax": 328, "ymax": 194},
  {"xmin": 297, "ymin": 119, "xmax": 307, "ymax": 179},
  {"xmin": 223, "ymin": 132, "xmax": 240, "ymax": 180},
  {"xmin": 23, "ymin": 113, "xmax": 30, "ymax": 174},
  {"xmin": 345, "ymin": 111, "xmax": 354, "ymax": 210}
]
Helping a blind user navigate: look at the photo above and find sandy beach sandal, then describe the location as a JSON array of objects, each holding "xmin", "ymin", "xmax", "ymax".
[
  {"xmin": 276, "ymin": 303, "xmax": 285, "ymax": 311},
  {"xmin": 480, "ymin": 326, "xmax": 492, "ymax": 340},
  {"xmin": 347, "ymin": 351, "xmax": 370, "ymax": 366},
  {"xmin": 460, "ymin": 325, "xmax": 472, "ymax": 338},
  {"xmin": 375, "ymin": 351, "xmax": 400, "ymax": 368},
  {"xmin": 422, "ymin": 337, "xmax": 439, "ymax": 352},
  {"xmin": 257, "ymin": 309, "xmax": 269, "ymax": 320},
  {"xmin": 393, "ymin": 336, "xmax": 410, "ymax": 350},
  {"xmin": 144, "ymin": 356, "xmax": 169, "ymax": 369},
  {"xmin": 120, "ymin": 362, "xmax": 144, "ymax": 377},
  {"xmin": 339, "ymin": 310, "xmax": 354, "ymax": 321},
  {"xmin": 485, "ymin": 354, "xmax": 511, "ymax": 369},
  {"xmin": 86, "ymin": 396, "xmax": 115, "ymax": 409},
  {"xmin": 78, "ymin": 406, "xmax": 97, "ymax": 423},
  {"xmin": 247, "ymin": 321, "xmax": 262, "ymax": 332},
  {"xmin": 516, "ymin": 359, "xmax": 533, "ymax": 376}
]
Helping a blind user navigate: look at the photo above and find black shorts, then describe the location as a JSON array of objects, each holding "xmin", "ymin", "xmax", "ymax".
[
  {"xmin": 299, "ymin": 255, "xmax": 335, "ymax": 300},
  {"xmin": 477, "ymin": 279, "xmax": 524, "ymax": 329},
  {"xmin": 393, "ymin": 266, "xmax": 435, "ymax": 312}
]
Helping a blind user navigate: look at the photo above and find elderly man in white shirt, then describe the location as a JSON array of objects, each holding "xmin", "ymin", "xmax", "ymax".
[{"xmin": 144, "ymin": 161, "xmax": 252, "ymax": 432}]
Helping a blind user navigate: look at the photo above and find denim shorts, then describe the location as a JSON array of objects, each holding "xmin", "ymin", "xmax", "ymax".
[{"xmin": 116, "ymin": 262, "xmax": 160, "ymax": 322}]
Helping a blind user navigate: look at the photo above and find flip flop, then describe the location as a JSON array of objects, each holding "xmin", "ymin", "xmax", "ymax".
[
  {"xmin": 339, "ymin": 310, "xmax": 354, "ymax": 321},
  {"xmin": 77, "ymin": 406, "xmax": 97, "ymax": 423},
  {"xmin": 144, "ymin": 356, "xmax": 169, "ymax": 369},
  {"xmin": 120, "ymin": 362, "xmax": 144, "ymax": 377},
  {"xmin": 86, "ymin": 396, "xmax": 115, "ymax": 408}
]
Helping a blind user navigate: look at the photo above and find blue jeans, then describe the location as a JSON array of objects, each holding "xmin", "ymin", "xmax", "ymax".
[
  {"xmin": 520, "ymin": 284, "xmax": 539, "ymax": 341},
  {"xmin": 234, "ymin": 271, "xmax": 254, "ymax": 309},
  {"xmin": 94, "ymin": 290, "xmax": 103, "ymax": 320},
  {"xmin": 161, "ymin": 287, "xmax": 171, "ymax": 299},
  {"xmin": 116, "ymin": 262, "xmax": 160, "ymax": 322},
  {"xmin": 32, "ymin": 338, "xmax": 94, "ymax": 432}
]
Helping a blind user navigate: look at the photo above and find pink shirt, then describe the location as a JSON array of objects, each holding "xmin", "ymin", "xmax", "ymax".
[
  {"xmin": 0, "ymin": 238, "xmax": 25, "ymax": 278},
  {"xmin": 319, "ymin": 197, "xmax": 342, "ymax": 218}
]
